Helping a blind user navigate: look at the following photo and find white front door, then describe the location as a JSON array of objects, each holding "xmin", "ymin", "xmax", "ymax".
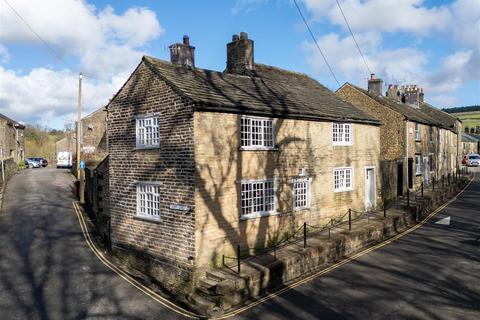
[
  {"xmin": 423, "ymin": 157, "xmax": 429, "ymax": 186},
  {"xmin": 365, "ymin": 167, "xmax": 376, "ymax": 211}
]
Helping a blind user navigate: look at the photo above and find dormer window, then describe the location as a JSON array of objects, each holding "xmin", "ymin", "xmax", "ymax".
[
  {"xmin": 333, "ymin": 123, "xmax": 352, "ymax": 145},
  {"xmin": 240, "ymin": 116, "xmax": 275, "ymax": 150}
]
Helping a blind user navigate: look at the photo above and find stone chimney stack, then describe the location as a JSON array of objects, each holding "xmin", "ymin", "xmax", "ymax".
[
  {"xmin": 403, "ymin": 85, "xmax": 420, "ymax": 108},
  {"xmin": 226, "ymin": 32, "xmax": 254, "ymax": 75},
  {"xmin": 367, "ymin": 73, "xmax": 383, "ymax": 96},
  {"xmin": 169, "ymin": 35, "xmax": 195, "ymax": 67},
  {"xmin": 419, "ymin": 88, "xmax": 424, "ymax": 103},
  {"xmin": 386, "ymin": 84, "xmax": 401, "ymax": 101}
]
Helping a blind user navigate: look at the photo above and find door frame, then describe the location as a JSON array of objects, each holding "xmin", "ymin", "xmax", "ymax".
[{"xmin": 364, "ymin": 166, "xmax": 376, "ymax": 210}]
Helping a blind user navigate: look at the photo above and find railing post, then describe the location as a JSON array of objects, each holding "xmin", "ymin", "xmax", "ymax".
[
  {"xmin": 303, "ymin": 222, "xmax": 307, "ymax": 249},
  {"xmin": 433, "ymin": 177, "xmax": 435, "ymax": 191},
  {"xmin": 407, "ymin": 188, "xmax": 410, "ymax": 208},
  {"xmin": 222, "ymin": 254, "xmax": 225, "ymax": 267},
  {"xmin": 421, "ymin": 182, "xmax": 424, "ymax": 197},
  {"xmin": 237, "ymin": 244, "xmax": 241, "ymax": 274},
  {"xmin": 348, "ymin": 208, "xmax": 352, "ymax": 231},
  {"xmin": 383, "ymin": 197, "xmax": 386, "ymax": 218}
]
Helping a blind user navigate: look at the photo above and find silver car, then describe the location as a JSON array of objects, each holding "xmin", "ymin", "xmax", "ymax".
[{"xmin": 467, "ymin": 154, "xmax": 480, "ymax": 167}]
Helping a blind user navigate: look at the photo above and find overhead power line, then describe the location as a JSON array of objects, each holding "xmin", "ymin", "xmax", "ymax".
[
  {"xmin": 2, "ymin": 0, "xmax": 101, "ymax": 82},
  {"xmin": 293, "ymin": 0, "xmax": 340, "ymax": 86},
  {"xmin": 334, "ymin": 0, "xmax": 372, "ymax": 75}
]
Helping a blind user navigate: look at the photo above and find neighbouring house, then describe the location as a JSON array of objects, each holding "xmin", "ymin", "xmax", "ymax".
[
  {"xmin": 0, "ymin": 113, "xmax": 25, "ymax": 163},
  {"xmin": 461, "ymin": 133, "xmax": 479, "ymax": 155},
  {"xmin": 81, "ymin": 106, "xmax": 108, "ymax": 166},
  {"xmin": 106, "ymin": 33, "xmax": 381, "ymax": 292},
  {"xmin": 336, "ymin": 76, "xmax": 459, "ymax": 200},
  {"xmin": 55, "ymin": 131, "xmax": 74, "ymax": 156}
]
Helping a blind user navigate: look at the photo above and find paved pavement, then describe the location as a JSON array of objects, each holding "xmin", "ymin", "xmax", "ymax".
[
  {"xmin": 0, "ymin": 168, "xmax": 186, "ymax": 320},
  {"xmin": 236, "ymin": 168, "xmax": 480, "ymax": 320},
  {"xmin": 0, "ymin": 167, "xmax": 478, "ymax": 320}
]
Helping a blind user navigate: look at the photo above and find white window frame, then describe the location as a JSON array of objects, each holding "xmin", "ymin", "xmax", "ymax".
[
  {"xmin": 136, "ymin": 182, "xmax": 162, "ymax": 221},
  {"xmin": 292, "ymin": 177, "xmax": 311, "ymax": 211},
  {"xmin": 240, "ymin": 116, "xmax": 275, "ymax": 150},
  {"xmin": 332, "ymin": 123, "xmax": 353, "ymax": 146},
  {"xmin": 333, "ymin": 167, "xmax": 354, "ymax": 192},
  {"xmin": 240, "ymin": 179, "xmax": 277, "ymax": 219},
  {"xmin": 414, "ymin": 123, "xmax": 421, "ymax": 141},
  {"xmin": 135, "ymin": 115, "xmax": 160, "ymax": 149},
  {"xmin": 415, "ymin": 154, "xmax": 422, "ymax": 175}
]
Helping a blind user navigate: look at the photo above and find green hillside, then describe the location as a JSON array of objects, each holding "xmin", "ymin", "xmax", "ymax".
[{"xmin": 443, "ymin": 106, "xmax": 480, "ymax": 134}]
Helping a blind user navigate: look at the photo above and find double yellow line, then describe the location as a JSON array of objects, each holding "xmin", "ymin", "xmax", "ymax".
[
  {"xmin": 73, "ymin": 175, "xmax": 474, "ymax": 319},
  {"xmin": 72, "ymin": 202, "xmax": 202, "ymax": 319}
]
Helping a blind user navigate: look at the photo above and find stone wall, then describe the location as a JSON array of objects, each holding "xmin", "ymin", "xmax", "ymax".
[
  {"xmin": 194, "ymin": 112, "xmax": 381, "ymax": 269},
  {"xmin": 107, "ymin": 61, "xmax": 196, "ymax": 277},
  {"xmin": 82, "ymin": 107, "xmax": 108, "ymax": 166},
  {"xmin": 0, "ymin": 118, "xmax": 24, "ymax": 163},
  {"xmin": 336, "ymin": 85, "xmax": 405, "ymax": 161}
]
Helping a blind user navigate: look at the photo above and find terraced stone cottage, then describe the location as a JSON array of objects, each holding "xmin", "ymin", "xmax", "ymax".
[{"xmin": 106, "ymin": 33, "xmax": 382, "ymax": 293}]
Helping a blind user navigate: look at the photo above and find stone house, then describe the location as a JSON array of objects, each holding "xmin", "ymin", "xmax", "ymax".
[
  {"xmin": 0, "ymin": 113, "xmax": 25, "ymax": 163},
  {"xmin": 461, "ymin": 133, "xmax": 479, "ymax": 155},
  {"xmin": 106, "ymin": 34, "xmax": 381, "ymax": 289},
  {"xmin": 81, "ymin": 106, "xmax": 108, "ymax": 166},
  {"xmin": 337, "ymin": 77, "xmax": 459, "ymax": 199}
]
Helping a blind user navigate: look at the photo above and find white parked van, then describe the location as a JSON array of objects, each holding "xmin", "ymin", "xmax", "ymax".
[{"xmin": 57, "ymin": 151, "xmax": 72, "ymax": 168}]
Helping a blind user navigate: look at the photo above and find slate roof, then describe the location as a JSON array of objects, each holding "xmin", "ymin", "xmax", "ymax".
[
  {"xmin": 142, "ymin": 56, "xmax": 379, "ymax": 125},
  {"xmin": 0, "ymin": 113, "xmax": 25, "ymax": 129},
  {"xmin": 462, "ymin": 133, "xmax": 479, "ymax": 143},
  {"xmin": 419, "ymin": 102, "xmax": 459, "ymax": 133},
  {"xmin": 340, "ymin": 83, "xmax": 449, "ymax": 129}
]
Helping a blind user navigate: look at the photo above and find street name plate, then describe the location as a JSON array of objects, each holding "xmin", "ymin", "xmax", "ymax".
[{"xmin": 169, "ymin": 204, "xmax": 189, "ymax": 212}]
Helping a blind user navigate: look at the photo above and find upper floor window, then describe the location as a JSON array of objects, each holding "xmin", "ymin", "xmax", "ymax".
[
  {"xmin": 333, "ymin": 123, "xmax": 352, "ymax": 145},
  {"xmin": 429, "ymin": 126, "xmax": 433, "ymax": 142},
  {"xmin": 240, "ymin": 179, "xmax": 276, "ymax": 218},
  {"xmin": 240, "ymin": 116, "xmax": 275, "ymax": 150},
  {"xmin": 415, "ymin": 154, "xmax": 422, "ymax": 175},
  {"xmin": 293, "ymin": 177, "xmax": 311, "ymax": 210},
  {"xmin": 333, "ymin": 168, "xmax": 353, "ymax": 192},
  {"xmin": 414, "ymin": 123, "xmax": 421, "ymax": 141},
  {"xmin": 137, "ymin": 182, "xmax": 161, "ymax": 220},
  {"xmin": 136, "ymin": 116, "xmax": 160, "ymax": 148}
]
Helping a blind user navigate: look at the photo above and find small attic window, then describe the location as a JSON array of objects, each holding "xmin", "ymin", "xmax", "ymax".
[{"xmin": 87, "ymin": 124, "xmax": 94, "ymax": 130}]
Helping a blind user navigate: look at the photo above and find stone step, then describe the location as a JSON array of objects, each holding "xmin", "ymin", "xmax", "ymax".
[
  {"xmin": 197, "ymin": 277, "xmax": 218, "ymax": 295},
  {"xmin": 206, "ymin": 269, "xmax": 239, "ymax": 282},
  {"xmin": 188, "ymin": 292, "xmax": 216, "ymax": 312}
]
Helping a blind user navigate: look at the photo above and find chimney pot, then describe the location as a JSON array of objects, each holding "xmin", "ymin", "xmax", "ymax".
[
  {"xmin": 240, "ymin": 32, "xmax": 248, "ymax": 40},
  {"xmin": 232, "ymin": 34, "xmax": 239, "ymax": 41},
  {"xmin": 370, "ymin": 73, "xmax": 375, "ymax": 79},
  {"xmin": 183, "ymin": 35, "xmax": 189, "ymax": 45}
]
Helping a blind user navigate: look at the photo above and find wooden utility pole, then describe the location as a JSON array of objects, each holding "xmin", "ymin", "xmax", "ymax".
[{"xmin": 76, "ymin": 72, "xmax": 84, "ymax": 203}]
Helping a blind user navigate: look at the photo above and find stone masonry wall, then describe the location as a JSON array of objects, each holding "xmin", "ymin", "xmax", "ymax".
[
  {"xmin": 194, "ymin": 112, "xmax": 381, "ymax": 270},
  {"xmin": 107, "ymin": 61, "xmax": 196, "ymax": 274},
  {"xmin": 336, "ymin": 85, "xmax": 405, "ymax": 161},
  {"xmin": 82, "ymin": 107, "xmax": 108, "ymax": 166}
]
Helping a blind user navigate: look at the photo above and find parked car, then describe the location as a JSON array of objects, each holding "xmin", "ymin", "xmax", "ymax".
[
  {"xmin": 26, "ymin": 158, "xmax": 41, "ymax": 168},
  {"xmin": 462, "ymin": 155, "xmax": 468, "ymax": 165},
  {"xmin": 30, "ymin": 157, "xmax": 48, "ymax": 167},
  {"xmin": 467, "ymin": 154, "xmax": 480, "ymax": 167}
]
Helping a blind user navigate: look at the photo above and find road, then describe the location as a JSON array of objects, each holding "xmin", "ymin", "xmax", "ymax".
[
  {"xmin": 0, "ymin": 168, "xmax": 478, "ymax": 320},
  {"xmin": 0, "ymin": 168, "xmax": 186, "ymax": 320},
  {"xmin": 236, "ymin": 168, "xmax": 480, "ymax": 320}
]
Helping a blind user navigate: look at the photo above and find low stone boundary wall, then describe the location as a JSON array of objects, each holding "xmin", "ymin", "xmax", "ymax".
[{"xmin": 188, "ymin": 179, "xmax": 469, "ymax": 315}]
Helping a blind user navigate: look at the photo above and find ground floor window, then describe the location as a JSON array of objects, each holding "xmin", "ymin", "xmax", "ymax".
[
  {"xmin": 333, "ymin": 168, "xmax": 353, "ymax": 192},
  {"xmin": 293, "ymin": 178, "xmax": 311, "ymax": 210},
  {"xmin": 137, "ymin": 183, "xmax": 161, "ymax": 220},
  {"xmin": 241, "ymin": 179, "xmax": 275, "ymax": 217},
  {"xmin": 415, "ymin": 154, "xmax": 422, "ymax": 175}
]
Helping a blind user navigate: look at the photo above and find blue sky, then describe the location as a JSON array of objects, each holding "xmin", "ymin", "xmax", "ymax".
[{"xmin": 0, "ymin": 0, "xmax": 478, "ymax": 129}]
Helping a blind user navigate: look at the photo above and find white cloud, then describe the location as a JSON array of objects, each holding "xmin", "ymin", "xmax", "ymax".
[
  {"xmin": 0, "ymin": 0, "xmax": 163, "ymax": 79},
  {"xmin": 302, "ymin": 0, "xmax": 451, "ymax": 36},
  {"xmin": 303, "ymin": 32, "xmax": 427, "ymax": 85},
  {"xmin": 0, "ymin": 0, "xmax": 164, "ymax": 127},
  {"xmin": 0, "ymin": 66, "xmax": 123, "ymax": 128},
  {"xmin": 231, "ymin": 0, "xmax": 270, "ymax": 14}
]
